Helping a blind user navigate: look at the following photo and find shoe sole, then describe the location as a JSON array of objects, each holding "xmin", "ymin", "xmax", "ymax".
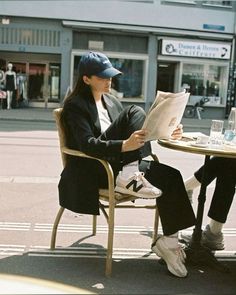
[
  {"xmin": 152, "ymin": 245, "xmax": 187, "ymax": 278},
  {"xmin": 115, "ymin": 185, "xmax": 159, "ymax": 199},
  {"xmin": 202, "ymin": 242, "xmax": 224, "ymax": 251},
  {"xmin": 180, "ymin": 234, "xmax": 224, "ymax": 251}
]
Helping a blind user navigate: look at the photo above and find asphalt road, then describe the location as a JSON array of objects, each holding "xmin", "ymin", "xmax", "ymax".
[{"xmin": 0, "ymin": 119, "xmax": 236, "ymax": 294}]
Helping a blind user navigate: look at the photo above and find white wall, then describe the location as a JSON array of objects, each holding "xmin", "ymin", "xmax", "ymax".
[{"xmin": 0, "ymin": 0, "xmax": 234, "ymax": 34}]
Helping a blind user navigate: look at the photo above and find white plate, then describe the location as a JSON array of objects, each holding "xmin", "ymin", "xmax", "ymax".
[{"xmin": 190, "ymin": 142, "xmax": 209, "ymax": 148}]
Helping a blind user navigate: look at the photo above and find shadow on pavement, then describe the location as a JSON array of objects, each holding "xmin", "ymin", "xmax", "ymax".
[{"xmin": 0, "ymin": 242, "xmax": 235, "ymax": 295}]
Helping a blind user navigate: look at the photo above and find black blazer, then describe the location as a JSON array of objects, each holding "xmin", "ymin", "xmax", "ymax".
[{"xmin": 58, "ymin": 93, "xmax": 124, "ymax": 215}]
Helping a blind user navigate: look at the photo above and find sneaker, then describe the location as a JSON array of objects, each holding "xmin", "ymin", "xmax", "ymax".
[
  {"xmin": 202, "ymin": 224, "xmax": 224, "ymax": 250},
  {"xmin": 180, "ymin": 225, "xmax": 224, "ymax": 251},
  {"xmin": 152, "ymin": 235, "xmax": 188, "ymax": 278},
  {"xmin": 115, "ymin": 171, "xmax": 162, "ymax": 199}
]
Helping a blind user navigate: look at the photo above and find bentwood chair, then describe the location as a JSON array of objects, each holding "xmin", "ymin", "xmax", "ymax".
[{"xmin": 50, "ymin": 108, "xmax": 160, "ymax": 277}]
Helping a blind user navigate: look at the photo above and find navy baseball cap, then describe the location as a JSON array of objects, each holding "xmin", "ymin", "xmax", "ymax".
[{"xmin": 78, "ymin": 51, "xmax": 122, "ymax": 78}]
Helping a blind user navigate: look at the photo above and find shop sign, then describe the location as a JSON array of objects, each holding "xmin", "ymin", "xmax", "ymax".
[
  {"xmin": 88, "ymin": 40, "xmax": 104, "ymax": 51},
  {"xmin": 161, "ymin": 39, "xmax": 231, "ymax": 60}
]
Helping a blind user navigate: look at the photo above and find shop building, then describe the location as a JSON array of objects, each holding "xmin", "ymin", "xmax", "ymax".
[{"xmin": 0, "ymin": 0, "xmax": 235, "ymax": 119}]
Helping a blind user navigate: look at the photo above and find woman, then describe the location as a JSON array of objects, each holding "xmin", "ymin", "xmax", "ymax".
[
  {"xmin": 59, "ymin": 51, "xmax": 195, "ymax": 277},
  {"xmin": 185, "ymin": 157, "xmax": 236, "ymax": 250}
]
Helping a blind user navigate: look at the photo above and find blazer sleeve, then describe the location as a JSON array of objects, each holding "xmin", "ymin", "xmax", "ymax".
[{"xmin": 62, "ymin": 101, "xmax": 123, "ymax": 161}]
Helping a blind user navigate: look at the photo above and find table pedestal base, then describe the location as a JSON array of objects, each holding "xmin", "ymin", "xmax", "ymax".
[{"xmin": 185, "ymin": 242, "xmax": 230, "ymax": 273}]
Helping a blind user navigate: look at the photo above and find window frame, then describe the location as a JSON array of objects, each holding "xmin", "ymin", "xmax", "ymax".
[
  {"xmin": 71, "ymin": 50, "xmax": 149, "ymax": 102},
  {"xmin": 180, "ymin": 60, "xmax": 229, "ymax": 106}
]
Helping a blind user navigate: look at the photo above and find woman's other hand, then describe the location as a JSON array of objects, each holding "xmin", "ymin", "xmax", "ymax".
[
  {"xmin": 122, "ymin": 129, "xmax": 147, "ymax": 152},
  {"xmin": 171, "ymin": 124, "xmax": 183, "ymax": 140}
]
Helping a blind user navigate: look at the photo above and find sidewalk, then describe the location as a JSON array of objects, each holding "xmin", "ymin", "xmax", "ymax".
[{"xmin": 0, "ymin": 107, "xmax": 54, "ymax": 122}]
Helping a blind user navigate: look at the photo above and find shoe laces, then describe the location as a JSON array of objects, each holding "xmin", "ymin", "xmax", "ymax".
[
  {"xmin": 133, "ymin": 172, "xmax": 154, "ymax": 189},
  {"xmin": 174, "ymin": 246, "xmax": 186, "ymax": 263}
]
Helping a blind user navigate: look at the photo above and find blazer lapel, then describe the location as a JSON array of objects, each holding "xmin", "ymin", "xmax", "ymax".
[{"xmin": 103, "ymin": 94, "xmax": 119, "ymax": 122}]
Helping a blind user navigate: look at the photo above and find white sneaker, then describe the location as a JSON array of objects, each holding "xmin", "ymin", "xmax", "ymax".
[
  {"xmin": 152, "ymin": 235, "xmax": 188, "ymax": 278},
  {"xmin": 180, "ymin": 225, "xmax": 224, "ymax": 251},
  {"xmin": 115, "ymin": 171, "xmax": 162, "ymax": 199}
]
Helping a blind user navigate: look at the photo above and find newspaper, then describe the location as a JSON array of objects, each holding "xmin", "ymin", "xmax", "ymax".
[{"xmin": 142, "ymin": 90, "xmax": 190, "ymax": 141}]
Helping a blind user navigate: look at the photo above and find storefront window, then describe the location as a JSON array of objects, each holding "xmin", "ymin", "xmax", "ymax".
[
  {"xmin": 110, "ymin": 58, "xmax": 144, "ymax": 99},
  {"xmin": 181, "ymin": 63, "xmax": 228, "ymax": 104},
  {"xmin": 72, "ymin": 54, "xmax": 146, "ymax": 101}
]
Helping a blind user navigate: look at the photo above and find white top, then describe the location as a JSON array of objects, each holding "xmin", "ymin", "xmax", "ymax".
[{"xmin": 96, "ymin": 99, "xmax": 111, "ymax": 133}]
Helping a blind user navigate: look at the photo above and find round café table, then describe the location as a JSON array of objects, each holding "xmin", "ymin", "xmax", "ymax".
[{"xmin": 158, "ymin": 135, "xmax": 236, "ymax": 272}]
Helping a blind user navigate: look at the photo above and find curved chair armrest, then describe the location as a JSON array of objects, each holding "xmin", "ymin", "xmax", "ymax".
[{"xmin": 61, "ymin": 146, "xmax": 115, "ymax": 201}]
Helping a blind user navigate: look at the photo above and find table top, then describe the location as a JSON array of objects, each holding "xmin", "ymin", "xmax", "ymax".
[{"xmin": 158, "ymin": 133, "xmax": 236, "ymax": 159}]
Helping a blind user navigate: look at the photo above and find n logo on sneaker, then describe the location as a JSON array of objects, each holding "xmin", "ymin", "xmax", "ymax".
[{"xmin": 126, "ymin": 179, "xmax": 143, "ymax": 192}]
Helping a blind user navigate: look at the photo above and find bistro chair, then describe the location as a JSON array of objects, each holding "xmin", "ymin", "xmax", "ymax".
[{"xmin": 50, "ymin": 107, "xmax": 160, "ymax": 277}]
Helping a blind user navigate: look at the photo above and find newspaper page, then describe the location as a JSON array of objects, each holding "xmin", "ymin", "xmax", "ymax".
[{"xmin": 142, "ymin": 90, "xmax": 190, "ymax": 141}]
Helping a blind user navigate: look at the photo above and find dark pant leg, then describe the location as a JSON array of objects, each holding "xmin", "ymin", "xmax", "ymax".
[
  {"xmin": 194, "ymin": 157, "xmax": 236, "ymax": 223},
  {"xmin": 144, "ymin": 161, "xmax": 196, "ymax": 235},
  {"xmin": 100, "ymin": 105, "xmax": 151, "ymax": 165},
  {"xmin": 207, "ymin": 159, "xmax": 236, "ymax": 223},
  {"xmin": 194, "ymin": 157, "xmax": 227, "ymax": 184}
]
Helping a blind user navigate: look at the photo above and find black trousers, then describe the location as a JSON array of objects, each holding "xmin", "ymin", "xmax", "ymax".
[
  {"xmin": 194, "ymin": 157, "xmax": 236, "ymax": 223},
  {"xmin": 99, "ymin": 105, "xmax": 195, "ymax": 235}
]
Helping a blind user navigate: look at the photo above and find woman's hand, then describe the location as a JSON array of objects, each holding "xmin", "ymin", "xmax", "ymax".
[
  {"xmin": 171, "ymin": 124, "xmax": 183, "ymax": 140},
  {"xmin": 122, "ymin": 129, "xmax": 147, "ymax": 152}
]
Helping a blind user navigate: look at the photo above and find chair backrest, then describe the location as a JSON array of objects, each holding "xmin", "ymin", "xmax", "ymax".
[{"xmin": 53, "ymin": 108, "xmax": 67, "ymax": 167}]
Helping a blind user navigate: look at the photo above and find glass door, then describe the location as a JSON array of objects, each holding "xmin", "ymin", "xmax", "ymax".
[
  {"xmin": 28, "ymin": 63, "xmax": 47, "ymax": 101},
  {"xmin": 156, "ymin": 62, "xmax": 176, "ymax": 92}
]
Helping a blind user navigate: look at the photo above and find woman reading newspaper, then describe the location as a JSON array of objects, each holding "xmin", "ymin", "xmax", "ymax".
[{"xmin": 59, "ymin": 51, "xmax": 195, "ymax": 278}]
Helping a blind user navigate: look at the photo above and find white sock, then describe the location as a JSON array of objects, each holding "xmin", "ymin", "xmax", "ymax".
[
  {"xmin": 121, "ymin": 160, "xmax": 139, "ymax": 178},
  {"xmin": 209, "ymin": 219, "xmax": 224, "ymax": 235},
  {"xmin": 162, "ymin": 232, "xmax": 178, "ymax": 248},
  {"xmin": 184, "ymin": 175, "xmax": 201, "ymax": 191}
]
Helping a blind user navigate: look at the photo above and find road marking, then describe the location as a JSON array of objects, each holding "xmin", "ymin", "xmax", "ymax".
[
  {"xmin": 1, "ymin": 223, "xmax": 236, "ymax": 260},
  {"xmin": 0, "ymin": 222, "xmax": 31, "ymax": 231},
  {"xmin": 0, "ymin": 244, "xmax": 235, "ymax": 261},
  {"xmin": 0, "ymin": 176, "xmax": 59, "ymax": 183},
  {"xmin": 1, "ymin": 222, "xmax": 236, "ymax": 236}
]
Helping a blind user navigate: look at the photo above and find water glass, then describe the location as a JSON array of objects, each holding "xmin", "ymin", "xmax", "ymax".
[
  {"xmin": 224, "ymin": 129, "xmax": 235, "ymax": 143},
  {"xmin": 209, "ymin": 120, "xmax": 224, "ymax": 148}
]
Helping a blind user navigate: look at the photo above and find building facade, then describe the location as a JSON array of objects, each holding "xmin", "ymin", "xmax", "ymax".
[{"xmin": 0, "ymin": 0, "xmax": 235, "ymax": 119}]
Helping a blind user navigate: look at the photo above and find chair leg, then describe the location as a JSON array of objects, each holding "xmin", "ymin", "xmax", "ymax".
[
  {"xmin": 105, "ymin": 202, "xmax": 115, "ymax": 277},
  {"xmin": 152, "ymin": 206, "xmax": 159, "ymax": 243},
  {"xmin": 92, "ymin": 215, "xmax": 97, "ymax": 235},
  {"xmin": 50, "ymin": 207, "xmax": 65, "ymax": 249}
]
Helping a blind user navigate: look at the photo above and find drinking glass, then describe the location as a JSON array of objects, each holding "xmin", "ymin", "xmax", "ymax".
[
  {"xmin": 209, "ymin": 120, "xmax": 224, "ymax": 148},
  {"xmin": 224, "ymin": 129, "xmax": 235, "ymax": 143}
]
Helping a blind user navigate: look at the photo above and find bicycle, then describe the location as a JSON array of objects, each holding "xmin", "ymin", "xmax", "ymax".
[{"xmin": 184, "ymin": 97, "xmax": 210, "ymax": 120}]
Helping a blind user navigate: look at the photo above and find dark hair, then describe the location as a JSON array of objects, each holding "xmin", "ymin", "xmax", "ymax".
[
  {"xmin": 63, "ymin": 74, "xmax": 92, "ymax": 106},
  {"xmin": 61, "ymin": 74, "xmax": 93, "ymax": 138}
]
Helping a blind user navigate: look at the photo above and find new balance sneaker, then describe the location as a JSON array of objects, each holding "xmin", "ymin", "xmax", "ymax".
[
  {"xmin": 115, "ymin": 171, "xmax": 162, "ymax": 199},
  {"xmin": 202, "ymin": 224, "xmax": 224, "ymax": 250},
  {"xmin": 180, "ymin": 224, "xmax": 224, "ymax": 251},
  {"xmin": 152, "ymin": 235, "xmax": 188, "ymax": 278}
]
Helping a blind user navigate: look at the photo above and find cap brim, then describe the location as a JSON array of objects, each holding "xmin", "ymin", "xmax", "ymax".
[{"xmin": 96, "ymin": 67, "xmax": 122, "ymax": 78}]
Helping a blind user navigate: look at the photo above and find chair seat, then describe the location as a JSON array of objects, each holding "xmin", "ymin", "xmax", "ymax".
[{"xmin": 99, "ymin": 188, "xmax": 138, "ymax": 202}]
